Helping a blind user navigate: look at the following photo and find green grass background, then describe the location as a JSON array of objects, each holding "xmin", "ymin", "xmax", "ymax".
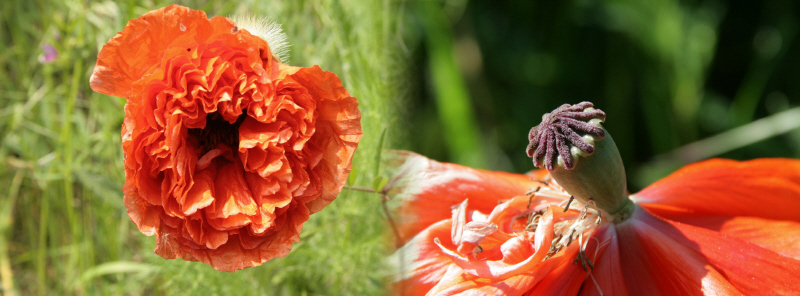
[
  {"xmin": 0, "ymin": 0, "xmax": 409, "ymax": 295},
  {"xmin": 3, "ymin": 0, "xmax": 800, "ymax": 295}
]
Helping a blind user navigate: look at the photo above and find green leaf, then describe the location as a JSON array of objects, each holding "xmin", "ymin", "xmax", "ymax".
[
  {"xmin": 373, "ymin": 128, "xmax": 387, "ymax": 177},
  {"xmin": 79, "ymin": 261, "xmax": 159, "ymax": 283},
  {"xmin": 372, "ymin": 176, "xmax": 388, "ymax": 192},
  {"xmin": 347, "ymin": 164, "xmax": 358, "ymax": 186}
]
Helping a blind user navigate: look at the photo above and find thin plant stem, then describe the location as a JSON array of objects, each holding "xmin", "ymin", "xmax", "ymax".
[
  {"xmin": 343, "ymin": 185, "xmax": 403, "ymax": 247},
  {"xmin": 653, "ymin": 106, "xmax": 800, "ymax": 164}
]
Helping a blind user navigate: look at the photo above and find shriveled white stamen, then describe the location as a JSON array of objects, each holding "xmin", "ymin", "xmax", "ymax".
[
  {"xmin": 229, "ymin": 14, "xmax": 291, "ymax": 63},
  {"xmin": 562, "ymin": 134, "xmax": 599, "ymax": 164},
  {"xmin": 552, "ymin": 206, "xmax": 599, "ymax": 253},
  {"xmin": 570, "ymin": 145, "xmax": 588, "ymax": 158},
  {"xmin": 581, "ymin": 134, "xmax": 596, "ymax": 147},
  {"xmin": 589, "ymin": 117, "xmax": 604, "ymax": 126}
]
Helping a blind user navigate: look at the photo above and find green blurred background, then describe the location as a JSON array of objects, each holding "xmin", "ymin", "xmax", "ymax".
[
  {"xmin": 2, "ymin": 0, "xmax": 800, "ymax": 295},
  {"xmin": 406, "ymin": 0, "xmax": 800, "ymax": 190}
]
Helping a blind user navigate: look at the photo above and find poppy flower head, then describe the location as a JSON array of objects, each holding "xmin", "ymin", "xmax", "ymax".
[{"xmin": 91, "ymin": 5, "xmax": 361, "ymax": 272}]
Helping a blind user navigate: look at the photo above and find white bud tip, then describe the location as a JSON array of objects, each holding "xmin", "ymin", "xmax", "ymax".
[{"xmin": 229, "ymin": 14, "xmax": 291, "ymax": 63}]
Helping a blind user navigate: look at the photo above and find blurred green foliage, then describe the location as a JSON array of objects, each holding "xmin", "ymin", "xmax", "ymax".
[
  {"xmin": 4, "ymin": 0, "xmax": 800, "ymax": 294},
  {"xmin": 0, "ymin": 0, "xmax": 408, "ymax": 295},
  {"xmin": 405, "ymin": 0, "xmax": 800, "ymax": 190}
]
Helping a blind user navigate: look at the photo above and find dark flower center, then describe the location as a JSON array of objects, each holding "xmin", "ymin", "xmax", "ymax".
[{"xmin": 189, "ymin": 112, "xmax": 247, "ymax": 155}]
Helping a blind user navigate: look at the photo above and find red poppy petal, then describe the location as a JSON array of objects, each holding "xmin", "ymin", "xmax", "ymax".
[
  {"xmin": 578, "ymin": 226, "xmax": 629, "ymax": 296},
  {"xmin": 634, "ymin": 158, "xmax": 800, "ymax": 222},
  {"xmin": 614, "ymin": 209, "xmax": 743, "ymax": 295},
  {"xmin": 90, "ymin": 5, "xmax": 230, "ymax": 97},
  {"xmin": 427, "ymin": 264, "xmax": 540, "ymax": 296},
  {"xmin": 662, "ymin": 215, "xmax": 800, "ymax": 260},
  {"xmin": 638, "ymin": 208, "xmax": 800, "ymax": 295},
  {"xmin": 383, "ymin": 151, "xmax": 540, "ymax": 244},
  {"xmin": 524, "ymin": 243, "xmax": 587, "ymax": 296},
  {"xmin": 394, "ymin": 220, "xmax": 454, "ymax": 296}
]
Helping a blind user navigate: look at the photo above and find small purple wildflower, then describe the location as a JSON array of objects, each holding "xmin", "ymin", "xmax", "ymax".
[{"xmin": 38, "ymin": 44, "xmax": 58, "ymax": 63}]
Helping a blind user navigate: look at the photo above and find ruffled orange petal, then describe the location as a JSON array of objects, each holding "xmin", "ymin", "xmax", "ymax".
[
  {"xmin": 288, "ymin": 65, "xmax": 361, "ymax": 213},
  {"xmin": 207, "ymin": 159, "xmax": 258, "ymax": 225},
  {"xmin": 181, "ymin": 159, "xmax": 216, "ymax": 215},
  {"xmin": 183, "ymin": 212, "xmax": 228, "ymax": 249},
  {"xmin": 383, "ymin": 151, "xmax": 541, "ymax": 244},
  {"xmin": 90, "ymin": 5, "xmax": 233, "ymax": 97},
  {"xmin": 160, "ymin": 202, "xmax": 308, "ymax": 272},
  {"xmin": 123, "ymin": 183, "xmax": 162, "ymax": 236}
]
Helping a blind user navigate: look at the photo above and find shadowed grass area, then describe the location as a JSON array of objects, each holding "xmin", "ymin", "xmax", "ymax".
[{"xmin": 0, "ymin": 0, "xmax": 409, "ymax": 295}]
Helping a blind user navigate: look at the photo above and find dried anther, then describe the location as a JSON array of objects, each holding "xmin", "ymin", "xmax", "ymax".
[
  {"xmin": 563, "ymin": 195, "xmax": 574, "ymax": 212},
  {"xmin": 574, "ymin": 250, "xmax": 595, "ymax": 271},
  {"xmin": 567, "ymin": 229, "xmax": 576, "ymax": 246},
  {"xmin": 580, "ymin": 204, "xmax": 589, "ymax": 220},
  {"xmin": 526, "ymin": 102, "xmax": 606, "ymax": 171},
  {"xmin": 526, "ymin": 186, "xmax": 540, "ymax": 208}
]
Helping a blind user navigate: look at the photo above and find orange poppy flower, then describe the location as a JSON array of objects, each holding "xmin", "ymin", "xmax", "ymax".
[
  {"xmin": 90, "ymin": 5, "xmax": 361, "ymax": 272},
  {"xmin": 389, "ymin": 103, "xmax": 800, "ymax": 295}
]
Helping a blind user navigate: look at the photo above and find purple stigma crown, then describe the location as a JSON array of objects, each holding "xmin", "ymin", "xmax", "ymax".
[{"xmin": 526, "ymin": 102, "xmax": 607, "ymax": 171}]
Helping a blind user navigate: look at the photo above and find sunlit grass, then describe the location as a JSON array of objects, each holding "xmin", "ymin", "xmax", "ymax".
[{"xmin": 0, "ymin": 0, "xmax": 409, "ymax": 295}]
